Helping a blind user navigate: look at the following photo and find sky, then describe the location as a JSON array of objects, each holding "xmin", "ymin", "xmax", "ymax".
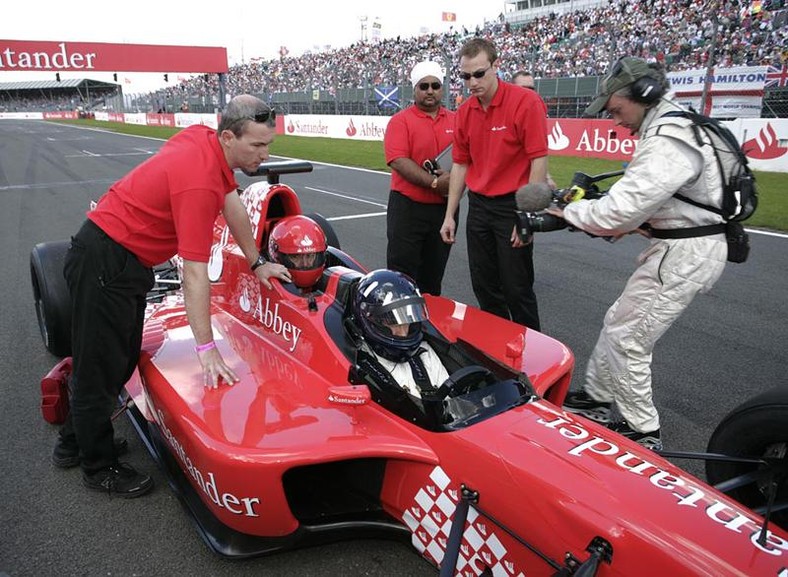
[{"xmin": 2, "ymin": 2, "xmax": 506, "ymax": 93}]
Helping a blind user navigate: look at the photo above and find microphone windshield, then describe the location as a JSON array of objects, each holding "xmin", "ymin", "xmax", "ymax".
[{"xmin": 515, "ymin": 183, "xmax": 553, "ymax": 212}]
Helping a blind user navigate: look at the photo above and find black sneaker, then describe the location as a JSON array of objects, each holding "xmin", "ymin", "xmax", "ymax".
[
  {"xmin": 53, "ymin": 437, "xmax": 129, "ymax": 469},
  {"xmin": 610, "ymin": 421, "xmax": 663, "ymax": 451},
  {"xmin": 563, "ymin": 390, "xmax": 613, "ymax": 424},
  {"xmin": 82, "ymin": 463, "xmax": 154, "ymax": 498}
]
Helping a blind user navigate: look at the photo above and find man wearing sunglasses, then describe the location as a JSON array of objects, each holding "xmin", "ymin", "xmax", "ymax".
[
  {"xmin": 384, "ymin": 61, "xmax": 456, "ymax": 296},
  {"xmin": 440, "ymin": 39, "xmax": 548, "ymax": 331},
  {"xmin": 53, "ymin": 95, "xmax": 291, "ymax": 498}
]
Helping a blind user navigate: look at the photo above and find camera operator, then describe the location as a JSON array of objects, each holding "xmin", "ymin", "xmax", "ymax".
[{"xmin": 550, "ymin": 57, "xmax": 728, "ymax": 451}]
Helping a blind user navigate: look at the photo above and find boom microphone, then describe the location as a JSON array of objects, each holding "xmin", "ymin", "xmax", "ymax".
[{"xmin": 515, "ymin": 182, "xmax": 553, "ymax": 212}]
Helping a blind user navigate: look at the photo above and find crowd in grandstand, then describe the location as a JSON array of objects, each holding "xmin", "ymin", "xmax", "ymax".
[
  {"xmin": 2, "ymin": 0, "xmax": 785, "ymax": 113},
  {"xmin": 0, "ymin": 95, "xmax": 83, "ymax": 112},
  {"xmin": 160, "ymin": 0, "xmax": 786, "ymax": 102}
]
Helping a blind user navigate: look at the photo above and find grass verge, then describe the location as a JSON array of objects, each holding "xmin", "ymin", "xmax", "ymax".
[{"xmin": 51, "ymin": 118, "xmax": 785, "ymax": 232}]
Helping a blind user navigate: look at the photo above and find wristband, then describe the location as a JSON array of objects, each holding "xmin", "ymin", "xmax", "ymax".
[
  {"xmin": 251, "ymin": 254, "xmax": 267, "ymax": 271},
  {"xmin": 194, "ymin": 341, "xmax": 216, "ymax": 353}
]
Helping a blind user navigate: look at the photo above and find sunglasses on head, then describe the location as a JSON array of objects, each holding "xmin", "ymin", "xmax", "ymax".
[
  {"xmin": 251, "ymin": 109, "xmax": 276, "ymax": 123},
  {"xmin": 459, "ymin": 66, "xmax": 491, "ymax": 81},
  {"xmin": 418, "ymin": 81, "xmax": 442, "ymax": 91}
]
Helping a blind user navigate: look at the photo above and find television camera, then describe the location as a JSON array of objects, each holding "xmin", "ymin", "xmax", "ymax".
[{"xmin": 515, "ymin": 169, "xmax": 624, "ymax": 243}]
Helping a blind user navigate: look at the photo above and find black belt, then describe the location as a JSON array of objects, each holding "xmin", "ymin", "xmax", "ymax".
[{"xmin": 649, "ymin": 223, "xmax": 726, "ymax": 239}]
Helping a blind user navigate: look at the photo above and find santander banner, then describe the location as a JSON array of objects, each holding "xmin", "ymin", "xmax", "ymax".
[
  {"xmin": 0, "ymin": 40, "xmax": 228, "ymax": 73},
  {"xmin": 282, "ymin": 114, "xmax": 788, "ymax": 173}
]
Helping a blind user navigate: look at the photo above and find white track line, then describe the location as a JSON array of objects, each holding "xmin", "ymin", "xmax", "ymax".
[
  {"xmin": 326, "ymin": 212, "xmax": 388, "ymax": 221},
  {"xmin": 304, "ymin": 186, "xmax": 388, "ymax": 209}
]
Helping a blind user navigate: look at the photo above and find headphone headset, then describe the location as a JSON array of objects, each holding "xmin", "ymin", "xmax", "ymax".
[{"xmin": 609, "ymin": 58, "xmax": 664, "ymax": 106}]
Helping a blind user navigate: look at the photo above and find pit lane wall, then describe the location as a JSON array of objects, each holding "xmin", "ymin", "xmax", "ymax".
[{"xmin": 3, "ymin": 111, "xmax": 785, "ymax": 172}]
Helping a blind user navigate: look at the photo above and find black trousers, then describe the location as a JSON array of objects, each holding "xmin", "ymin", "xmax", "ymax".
[
  {"xmin": 466, "ymin": 191, "xmax": 540, "ymax": 330},
  {"xmin": 59, "ymin": 219, "xmax": 154, "ymax": 473},
  {"xmin": 386, "ymin": 190, "xmax": 455, "ymax": 296}
]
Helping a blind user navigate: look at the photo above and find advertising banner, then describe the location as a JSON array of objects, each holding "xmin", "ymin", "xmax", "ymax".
[
  {"xmin": 42, "ymin": 111, "xmax": 78, "ymax": 120},
  {"xmin": 0, "ymin": 40, "xmax": 228, "ymax": 73},
  {"xmin": 667, "ymin": 66, "xmax": 768, "ymax": 93},
  {"xmin": 174, "ymin": 113, "xmax": 219, "ymax": 129},
  {"xmin": 284, "ymin": 115, "xmax": 389, "ymax": 141},
  {"xmin": 145, "ymin": 113, "xmax": 176, "ymax": 128}
]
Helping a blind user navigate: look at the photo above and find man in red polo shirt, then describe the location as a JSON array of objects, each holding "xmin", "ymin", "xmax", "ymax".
[
  {"xmin": 440, "ymin": 39, "xmax": 548, "ymax": 330},
  {"xmin": 53, "ymin": 95, "xmax": 291, "ymax": 498},
  {"xmin": 384, "ymin": 60, "xmax": 455, "ymax": 295}
]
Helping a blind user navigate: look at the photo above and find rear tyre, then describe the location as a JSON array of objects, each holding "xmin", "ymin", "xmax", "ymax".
[
  {"xmin": 304, "ymin": 212, "xmax": 340, "ymax": 249},
  {"xmin": 706, "ymin": 387, "xmax": 788, "ymax": 530},
  {"xmin": 30, "ymin": 241, "xmax": 72, "ymax": 357}
]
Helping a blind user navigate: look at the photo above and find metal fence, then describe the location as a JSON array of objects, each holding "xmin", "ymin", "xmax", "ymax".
[
  {"xmin": 5, "ymin": 77, "xmax": 785, "ymax": 119},
  {"xmin": 132, "ymin": 75, "xmax": 788, "ymax": 119}
]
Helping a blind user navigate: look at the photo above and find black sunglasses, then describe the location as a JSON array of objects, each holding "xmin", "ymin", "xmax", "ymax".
[
  {"xmin": 459, "ymin": 66, "xmax": 491, "ymax": 81},
  {"xmin": 251, "ymin": 109, "xmax": 276, "ymax": 123},
  {"xmin": 418, "ymin": 81, "xmax": 442, "ymax": 91}
]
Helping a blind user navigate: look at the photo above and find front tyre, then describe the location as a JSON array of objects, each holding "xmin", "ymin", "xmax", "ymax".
[
  {"xmin": 30, "ymin": 241, "xmax": 72, "ymax": 357},
  {"xmin": 706, "ymin": 387, "xmax": 788, "ymax": 530}
]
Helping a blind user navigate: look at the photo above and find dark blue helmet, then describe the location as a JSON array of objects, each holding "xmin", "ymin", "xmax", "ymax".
[{"xmin": 353, "ymin": 269, "xmax": 428, "ymax": 362}]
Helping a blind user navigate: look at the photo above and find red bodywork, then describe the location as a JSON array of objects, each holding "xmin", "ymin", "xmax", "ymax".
[{"xmin": 119, "ymin": 179, "xmax": 787, "ymax": 576}]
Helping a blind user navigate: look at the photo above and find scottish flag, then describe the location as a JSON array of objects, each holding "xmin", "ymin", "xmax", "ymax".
[{"xmin": 374, "ymin": 85, "xmax": 400, "ymax": 109}]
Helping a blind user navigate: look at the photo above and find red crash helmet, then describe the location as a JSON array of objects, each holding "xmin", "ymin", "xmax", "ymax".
[{"xmin": 268, "ymin": 215, "xmax": 327, "ymax": 289}]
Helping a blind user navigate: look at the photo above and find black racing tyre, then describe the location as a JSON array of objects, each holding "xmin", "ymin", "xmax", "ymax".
[
  {"xmin": 304, "ymin": 212, "xmax": 340, "ymax": 250},
  {"xmin": 30, "ymin": 241, "xmax": 72, "ymax": 357},
  {"xmin": 706, "ymin": 387, "xmax": 788, "ymax": 530}
]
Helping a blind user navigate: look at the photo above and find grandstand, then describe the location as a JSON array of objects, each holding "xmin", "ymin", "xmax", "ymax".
[
  {"xmin": 2, "ymin": 0, "xmax": 786, "ymax": 117},
  {"xmin": 0, "ymin": 78, "xmax": 119, "ymax": 113},
  {"xmin": 505, "ymin": 0, "xmax": 608, "ymax": 25},
  {"xmin": 141, "ymin": 0, "xmax": 786, "ymax": 118}
]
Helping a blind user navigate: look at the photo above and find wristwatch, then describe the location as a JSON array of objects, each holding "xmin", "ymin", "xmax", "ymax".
[
  {"xmin": 251, "ymin": 254, "xmax": 267, "ymax": 271},
  {"xmin": 430, "ymin": 176, "xmax": 439, "ymax": 189}
]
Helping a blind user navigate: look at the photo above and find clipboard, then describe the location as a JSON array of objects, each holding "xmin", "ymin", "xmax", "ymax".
[{"xmin": 435, "ymin": 144, "xmax": 453, "ymax": 172}]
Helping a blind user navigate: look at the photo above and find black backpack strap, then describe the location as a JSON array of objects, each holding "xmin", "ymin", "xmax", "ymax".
[
  {"xmin": 672, "ymin": 192, "xmax": 723, "ymax": 217},
  {"xmin": 657, "ymin": 111, "xmax": 726, "ymax": 218}
]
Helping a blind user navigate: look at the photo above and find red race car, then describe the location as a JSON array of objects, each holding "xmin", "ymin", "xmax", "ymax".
[{"xmin": 31, "ymin": 161, "xmax": 788, "ymax": 576}]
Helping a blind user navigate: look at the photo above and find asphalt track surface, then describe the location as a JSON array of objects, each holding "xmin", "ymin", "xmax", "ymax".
[{"xmin": 1, "ymin": 120, "xmax": 786, "ymax": 576}]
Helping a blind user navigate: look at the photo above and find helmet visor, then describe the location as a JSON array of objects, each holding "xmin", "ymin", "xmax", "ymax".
[
  {"xmin": 278, "ymin": 251, "xmax": 326, "ymax": 271},
  {"xmin": 367, "ymin": 294, "xmax": 428, "ymax": 326}
]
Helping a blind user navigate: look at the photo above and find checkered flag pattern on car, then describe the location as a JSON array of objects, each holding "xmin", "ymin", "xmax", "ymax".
[{"xmin": 401, "ymin": 466, "xmax": 525, "ymax": 577}]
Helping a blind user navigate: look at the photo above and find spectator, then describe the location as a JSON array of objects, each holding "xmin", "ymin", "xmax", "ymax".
[
  {"xmin": 511, "ymin": 70, "xmax": 557, "ymax": 189},
  {"xmin": 52, "ymin": 95, "xmax": 291, "ymax": 497},
  {"xmin": 145, "ymin": 0, "xmax": 785, "ymax": 103},
  {"xmin": 384, "ymin": 61, "xmax": 456, "ymax": 296},
  {"xmin": 440, "ymin": 38, "xmax": 548, "ymax": 330},
  {"xmin": 553, "ymin": 58, "xmax": 729, "ymax": 451}
]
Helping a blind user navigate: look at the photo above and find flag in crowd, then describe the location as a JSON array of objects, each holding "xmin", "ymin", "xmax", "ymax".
[
  {"xmin": 374, "ymin": 85, "xmax": 399, "ymax": 108},
  {"xmin": 765, "ymin": 65, "xmax": 788, "ymax": 88}
]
